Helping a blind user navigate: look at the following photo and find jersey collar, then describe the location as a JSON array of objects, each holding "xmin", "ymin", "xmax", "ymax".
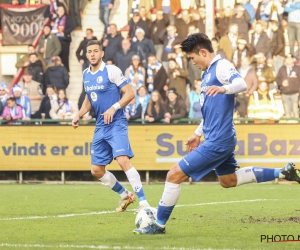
[
  {"xmin": 206, "ymin": 54, "xmax": 221, "ymax": 72},
  {"xmin": 86, "ymin": 61, "xmax": 106, "ymax": 75}
]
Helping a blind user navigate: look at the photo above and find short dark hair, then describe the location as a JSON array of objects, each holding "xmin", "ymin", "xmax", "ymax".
[
  {"xmin": 211, "ymin": 37, "xmax": 219, "ymax": 43},
  {"xmin": 86, "ymin": 28, "xmax": 94, "ymax": 33},
  {"xmin": 7, "ymin": 97, "xmax": 16, "ymax": 102},
  {"xmin": 181, "ymin": 33, "xmax": 214, "ymax": 54},
  {"xmin": 86, "ymin": 40, "xmax": 102, "ymax": 50},
  {"xmin": 28, "ymin": 44, "xmax": 34, "ymax": 48},
  {"xmin": 29, "ymin": 53, "xmax": 38, "ymax": 57}
]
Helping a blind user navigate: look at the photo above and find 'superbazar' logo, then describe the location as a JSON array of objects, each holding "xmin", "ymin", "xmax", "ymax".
[{"xmin": 85, "ymin": 85, "xmax": 104, "ymax": 92}]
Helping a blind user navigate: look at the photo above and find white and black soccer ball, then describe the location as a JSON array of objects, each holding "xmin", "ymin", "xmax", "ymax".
[{"xmin": 135, "ymin": 207, "xmax": 157, "ymax": 229}]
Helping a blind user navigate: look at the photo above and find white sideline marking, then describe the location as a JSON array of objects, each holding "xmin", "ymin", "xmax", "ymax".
[
  {"xmin": 0, "ymin": 199, "xmax": 274, "ymax": 221},
  {"xmin": 156, "ymin": 158, "xmax": 300, "ymax": 163},
  {"xmin": 0, "ymin": 243, "xmax": 209, "ymax": 250}
]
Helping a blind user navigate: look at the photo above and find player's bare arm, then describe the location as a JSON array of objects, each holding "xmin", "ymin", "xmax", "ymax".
[
  {"xmin": 72, "ymin": 94, "xmax": 92, "ymax": 129},
  {"xmin": 101, "ymin": 84, "xmax": 135, "ymax": 124}
]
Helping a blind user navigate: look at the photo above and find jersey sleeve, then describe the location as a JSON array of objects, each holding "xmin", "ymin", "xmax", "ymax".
[
  {"xmin": 216, "ymin": 59, "xmax": 247, "ymax": 94},
  {"xmin": 107, "ymin": 65, "xmax": 128, "ymax": 89}
]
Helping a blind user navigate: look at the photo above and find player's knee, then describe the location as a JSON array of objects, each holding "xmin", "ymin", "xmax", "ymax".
[
  {"xmin": 219, "ymin": 180, "xmax": 236, "ymax": 188},
  {"xmin": 91, "ymin": 166, "xmax": 105, "ymax": 179},
  {"xmin": 116, "ymin": 156, "xmax": 130, "ymax": 168}
]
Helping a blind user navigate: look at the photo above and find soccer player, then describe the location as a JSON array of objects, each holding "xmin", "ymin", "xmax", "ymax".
[
  {"xmin": 133, "ymin": 33, "xmax": 300, "ymax": 234},
  {"xmin": 72, "ymin": 40, "xmax": 150, "ymax": 212}
]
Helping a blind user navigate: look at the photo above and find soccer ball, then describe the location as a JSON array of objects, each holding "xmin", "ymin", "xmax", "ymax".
[{"xmin": 135, "ymin": 207, "xmax": 157, "ymax": 229}]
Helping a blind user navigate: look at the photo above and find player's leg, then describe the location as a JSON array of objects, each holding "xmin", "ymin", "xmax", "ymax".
[
  {"xmin": 116, "ymin": 155, "xmax": 150, "ymax": 211},
  {"xmin": 91, "ymin": 128, "xmax": 133, "ymax": 211},
  {"xmin": 110, "ymin": 121, "xmax": 150, "ymax": 211}
]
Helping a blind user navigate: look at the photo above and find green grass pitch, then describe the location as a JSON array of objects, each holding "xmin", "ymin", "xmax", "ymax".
[{"xmin": 0, "ymin": 183, "xmax": 299, "ymax": 250}]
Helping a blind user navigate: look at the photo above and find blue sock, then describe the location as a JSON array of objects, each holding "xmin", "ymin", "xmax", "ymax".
[
  {"xmin": 156, "ymin": 205, "xmax": 175, "ymax": 225},
  {"xmin": 112, "ymin": 181, "xmax": 125, "ymax": 194},
  {"xmin": 252, "ymin": 167, "xmax": 276, "ymax": 183},
  {"xmin": 274, "ymin": 169, "xmax": 281, "ymax": 178},
  {"xmin": 135, "ymin": 188, "xmax": 146, "ymax": 201}
]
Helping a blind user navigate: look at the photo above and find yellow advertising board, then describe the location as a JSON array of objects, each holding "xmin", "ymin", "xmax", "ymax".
[{"xmin": 0, "ymin": 125, "xmax": 300, "ymax": 171}]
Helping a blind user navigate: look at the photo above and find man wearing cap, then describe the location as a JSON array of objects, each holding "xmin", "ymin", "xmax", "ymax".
[
  {"xmin": 0, "ymin": 82, "xmax": 9, "ymax": 116},
  {"xmin": 164, "ymin": 88, "xmax": 187, "ymax": 123},
  {"xmin": 131, "ymin": 28, "xmax": 156, "ymax": 68},
  {"xmin": 129, "ymin": 9, "xmax": 151, "ymax": 39},
  {"xmin": 229, "ymin": 4, "xmax": 251, "ymax": 42},
  {"xmin": 276, "ymin": 54, "xmax": 300, "ymax": 118},
  {"xmin": 37, "ymin": 24, "xmax": 62, "ymax": 65},
  {"xmin": 250, "ymin": 20, "xmax": 269, "ymax": 56},
  {"xmin": 232, "ymin": 38, "xmax": 255, "ymax": 69},
  {"xmin": 18, "ymin": 71, "xmax": 43, "ymax": 117},
  {"xmin": 13, "ymin": 84, "xmax": 31, "ymax": 121}
]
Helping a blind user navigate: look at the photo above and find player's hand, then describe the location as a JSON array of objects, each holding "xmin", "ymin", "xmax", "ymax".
[
  {"xmin": 72, "ymin": 115, "xmax": 80, "ymax": 129},
  {"xmin": 206, "ymin": 86, "xmax": 226, "ymax": 97},
  {"xmin": 185, "ymin": 133, "xmax": 201, "ymax": 153},
  {"xmin": 101, "ymin": 106, "xmax": 116, "ymax": 124}
]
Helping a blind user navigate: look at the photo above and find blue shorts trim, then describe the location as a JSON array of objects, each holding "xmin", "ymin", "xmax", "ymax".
[
  {"xmin": 91, "ymin": 120, "xmax": 134, "ymax": 166},
  {"xmin": 178, "ymin": 142, "xmax": 239, "ymax": 181}
]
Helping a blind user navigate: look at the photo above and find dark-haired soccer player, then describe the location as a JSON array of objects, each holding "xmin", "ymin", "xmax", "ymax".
[
  {"xmin": 72, "ymin": 40, "xmax": 150, "ymax": 212},
  {"xmin": 133, "ymin": 33, "xmax": 300, "ymax": 234}
]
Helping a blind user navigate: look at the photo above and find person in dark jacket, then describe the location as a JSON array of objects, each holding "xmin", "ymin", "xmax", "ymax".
[
  {"xmin": 230, "ymin": 4, "xmax": 251, "ymax": 42},
  {"xmin": 44, "ymin": 0, "xmax": 59, "ymax": 21},
  {"xmin": 128, "ymin": 9, "xmax": 151, "ymax": 39},
  {"xmin": 34, "ymin": 85, "xmax": 58, "ymax": 119},
  {"xmin": 28, "ymin": 53, "xmax": 44, "ymax": 85},
  {"xmin": 44, "ymin": 56, "xmax": 69, "ymax": 94},
  {"xmin": 250, "ymin": 20, "xmax": 269, "ymax": 56},
  {"xmin": 76, "ymin": 28, "xmax": 97, "ymax": 71},
  {"xmin": 232, "ymin": 38, "xmax": 255, "ymax": 69},
  {"xmin": 102, "ymin": 23, "xmax": 123, "ymax": 62},
  {"xmin": 125, "ymin": 97, "xmax": 142, "ymax": 122},
  {"xmin": 164, "ymin": 88, "xmax": 187, "ymax": 123},
  {"xmin": 51, "ymin": 5, "xmax": 75, "ymax": 72},
  {"xmin": 131, "ymin": 28, "xmax": 156, "ymax": 68},
  {"xmin": 115, "ymin": 38, "xmax": 136, "ymax": 74},
  {"xmin": 150, "ymin": 9, "xmax": 170, "ymax": 61},
  {"xmin": 145, "ymin": 90, "xmax": 165, "ymax": 123},
  {"xmin": 174, "ymin": 9, "xmax": 193, "ymax": 40},
  {"xmin": 215, "ymin": 6, "xmax": 232, "ymax": 39}
]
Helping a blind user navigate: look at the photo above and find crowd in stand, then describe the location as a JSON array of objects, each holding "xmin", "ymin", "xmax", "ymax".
[{"xmin": 1, "ymin": 0, "xmax": 300, "ymax": 124}]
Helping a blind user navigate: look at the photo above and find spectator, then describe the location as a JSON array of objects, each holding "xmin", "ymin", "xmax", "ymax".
[
  {"xmin": 36, "ymin": 85, "xmax": 58, "ymax": 119},
  {"xmin": 44, "ymin": 0, "xmax": 59, "ymax": 21},
  {"xmin": 146, "ymin": 54, "xmax": 168, "ymax": 99},
  {"xmin": 167, "ymin": 59, "xmax": 189, "ymax": 100},
  {"xmin": 250, "ymin": 20, "xmax": 269, "ymax": 56},
  {"xmin": 136, "ymin": 85, "xmax": 151, "ymax": 115},
  {"xmin": 128, "ymin": 0, "xmax": 154, "ymax": 20},
  {"xmin": 276, "ymin": 54, "xmax": 300, "ymax": 118},
  {"xmin": 247, "ymin": 79, "xmax": 281, "ymax": 121},
  {"xmin": 115, "ymin": 39, "xmax": 136, "ymax": 74},
  {"xmin": 145, "ymin": 90, "xmax": 165, "ymax": 123},
  {"xmin": 37, "ymin": 24, "xmax": 62, "ymax": 65},
  {"xmin": 18, "ymin": 71, "xmax": 43, "ymax": 116},
  {"xmin": 129, "ymin": 9, "xmax": 151, "ymax": 39},
  {"xmin": 188, "ymin": 79, "xmax": 202, "ymax": 120},
  {"xmin": 172, "ymin": 43, "xmax": 188, "ymax": 70},
  {"xmin": 125, "ymin": 97, "xmax": 142, "ymax": 121},
  {"xmin": 0, "ymin": 82, "xmax": 9, "ymax": 115},
  {"xmin": 187, "ymin": 25, "xmax": 199, "ymax": 36},
  {"xmin": 103, "ymin": 24, "xmax": 123, "ymax": 62},
  {"xmin": 156, "ymin": 0, "xmax": 181, "ymax": 25},
  {"xmin": 242, "ymin": 0, "xmax": 256, "ymax": 25},
  {"xmin": 150, "ymin": 9, "xmax": 170, "ymax": 61},
  {"xmin": 13, "ymin": 85, "xmax": 31, "ymax": 121},
  {"xmin": 44, "ymin": 56, "xmax": 69, "ymax": 93},
  {"xmin": 52, "ymin": 5, "xmax": 75, "ymax": 72},
  {"xmin": 99, "ymin": 0, "xmax": 114, "ymax": 34},
  {"xmin": 237, "ymin": 57, "xmax": 258, "ymax": 118},
  {"xmin": 269, "ymin": 20, "xmax": 285, "ymax": 75},
  {"xmin": 50, "ymin": 89, "xmax": 78, "ymax": 120},
  {"xmin": 211, "ymin": 38, "xmax": 227, "ymax": 59},
  {"xmin": 252, "ymin": 52, "xmax": 275, "ymax": 85},
  {"xmin": 131, "ymin": 28, "xmax": 156, "ymax": 68},
  {"xmin": 175, "ymin": 9, "xmax": 193, "ymax": 40},
  {"xmin": 27, "ymin": 53, "xmax": 44, "ymax": 85},
  {"xmin": 256, "ymin": 0, "xmax": 271, "ymax": 24},
  {"xmin": 0, "ymin": 97, "xmax": 23, "ymax": 124},
  {"xmin": 265, "ymin": 0, "xmax": 284, "ymax": 23},
  {"xmin": 69, "ymin": 0, "xmax": 82, "ymax": 30},
  {"xmin": 76, "ymin": 28, "xmax": 97, "ymax": 71},
  {"xmin": 139, "ymin": 6, "xmax": 152, "ymax": 30},
  {"xmin": 215, "ymin": 6, "xmax": 232, "ymax": 39},
  {"xmin": 164, "ymin": 88, "xmax": 187, "ymax": 123},
  {"xmin": 230, "ymin": 4, "xmax": 251, "ymax": 42},
  {"xmin": 161, "ymin": 25, "xmax": 181, "ymax": 73},
  {"xmin": 10, "ymin": 0, "xmax": 24, "ymax": 4},
  {"xmin": 198, "ymin": 7, "xmax": 206, "ymax": 33},
  {"xmin": 15, "ymin": 44, "xmax": 46, "ymax": 72},
  {"xmin": 284, "ymin": 0, "xmax": 300, "ymax": 54},
  {"xmin": 125, "ymin": 55, "xmax": 146, "ymax": 94},
  {"xmin": 219, "ymin": 23, "xmax": 239, "ymax": 61},
  {"xmin": 232, "ymin": 38, "xmax": 255, "ymax": 69}
]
